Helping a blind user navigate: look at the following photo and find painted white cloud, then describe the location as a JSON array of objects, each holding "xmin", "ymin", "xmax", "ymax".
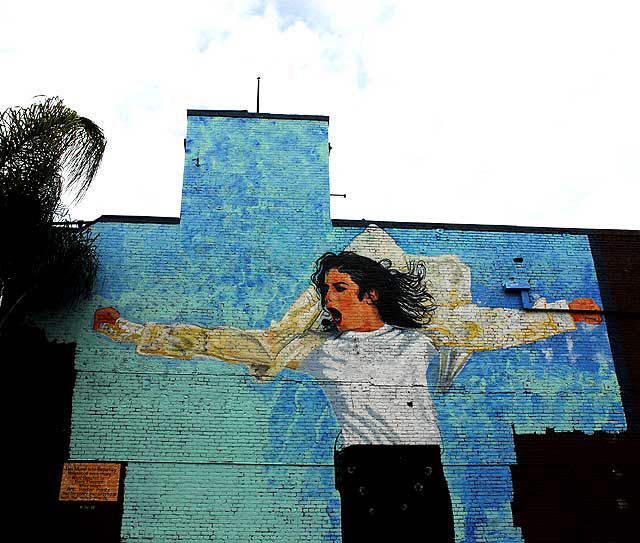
[{"xmin": 1, "ymin": 1, "xmax": 639, "ymax": 229}]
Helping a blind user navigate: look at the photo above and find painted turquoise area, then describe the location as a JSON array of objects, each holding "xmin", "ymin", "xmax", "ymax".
[{"xmin": 40, "ymin": 113, "xmax": 625, "ymax": 542}]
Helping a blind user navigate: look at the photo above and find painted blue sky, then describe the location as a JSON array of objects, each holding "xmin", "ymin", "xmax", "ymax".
[{"xmin": 2, "ymin": 0, "xmax": 639, "ymax": 229}]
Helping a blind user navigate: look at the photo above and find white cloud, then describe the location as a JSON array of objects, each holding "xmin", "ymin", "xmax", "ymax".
[{"xmin": 2, "ymin": 1, "xmax": 639, "ymax": 229}]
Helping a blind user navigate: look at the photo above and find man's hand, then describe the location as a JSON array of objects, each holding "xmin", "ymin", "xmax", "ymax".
[
  {"xmin": 93, "ymin": 307, "xmax": 121, "ymax": 332},
  {"xmin": 568, "ymin": 298, "xmax": 602, "ymax": 325},
  {"xmin": 93, "ymin": 307, "xmax": 144, "ymax": 343}
]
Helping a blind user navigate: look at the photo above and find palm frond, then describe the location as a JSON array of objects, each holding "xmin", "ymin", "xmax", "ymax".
[
  {"xmin": 0, "ymin": 96, "xmax": 106, "ymax": 203},
  {"xmin": 0, "ymin": 97, "xmax": 106, "ymax": 331}
]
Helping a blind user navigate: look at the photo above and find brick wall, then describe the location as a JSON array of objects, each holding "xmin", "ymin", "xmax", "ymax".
[{"xmin": 38, "ymin": 111, "xmax": 635, "ymax": 542}]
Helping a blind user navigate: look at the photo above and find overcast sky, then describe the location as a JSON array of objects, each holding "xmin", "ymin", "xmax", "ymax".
[{"xmin": 2, "ymin": 1, "xmax": 639, "ymax": 229}]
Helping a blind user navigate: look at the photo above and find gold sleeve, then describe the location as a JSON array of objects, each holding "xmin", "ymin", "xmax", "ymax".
[
  {"xmin": 424, "ymin": 299, "xmax": 576, "ymax": 352},
  {"xmin": 105, "ymin": 287, "xmax": 326, "ymax": 378},
  {"xmin": 136, "ymin": 323, "xmax": 275, "ymax": 364}
]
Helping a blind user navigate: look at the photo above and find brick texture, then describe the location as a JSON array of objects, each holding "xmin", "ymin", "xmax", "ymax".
[{"xmin": 36, "ymin": 111, "xmax": 636, "ymax": 542}]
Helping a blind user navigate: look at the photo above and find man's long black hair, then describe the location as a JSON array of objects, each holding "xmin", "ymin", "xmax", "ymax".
[{"xmin": 311, "ymin": 251, "xmax": 436, "ymax": 329}]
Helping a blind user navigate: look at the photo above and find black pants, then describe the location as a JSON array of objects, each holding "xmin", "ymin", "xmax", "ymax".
[{"xmin": 335, "ymin": 445, "xmax": 455, "ymax": 542}]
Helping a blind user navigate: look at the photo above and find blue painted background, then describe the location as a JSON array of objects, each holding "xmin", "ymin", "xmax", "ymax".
[{"xmin": 44, "ymin": 114, "xmax": 626, "ymax": 542}]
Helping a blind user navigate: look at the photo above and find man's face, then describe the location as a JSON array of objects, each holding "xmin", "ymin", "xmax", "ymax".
[{"xmin": 323, "ymin": 268, "xmax": 382, "ymax": 332}]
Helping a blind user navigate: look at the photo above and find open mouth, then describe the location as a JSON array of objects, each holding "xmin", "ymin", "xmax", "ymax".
[{"xmin": 328, "ymin": 308, "xmax": 342, "ymax": 325}]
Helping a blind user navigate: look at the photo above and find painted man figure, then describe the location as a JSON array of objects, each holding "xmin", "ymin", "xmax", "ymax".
[
  {"xmin": 95, "ymin": 250, "xmax": 457, "ymax": 540},
  {"xmin": 300, "ymin": 251, "xmax": 455, "ymax": 541},
  {"xmin": 93, "ymin": 225, "xmax": 600, "ymax": 541}
]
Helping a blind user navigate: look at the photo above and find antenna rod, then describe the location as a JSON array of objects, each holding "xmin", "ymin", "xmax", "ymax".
[{"xmin": 256, "ymin": 76, "xmax": 260, "ymax": 113}]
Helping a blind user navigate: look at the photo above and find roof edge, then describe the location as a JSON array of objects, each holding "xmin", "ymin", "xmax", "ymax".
[
  {"xmin": 94, "ymin": 215, "xmax": 181, "ymax": 225},
  {"xmin": 187, "ymin": 110, "xmax": 329, "ymax": 122},
  {"xmin": 87, "ymin": 215, "xmax": 638, "ymax": 235},
  {"xmin": 332, "ymin": 218, "xmax": 640, "ymax": 236}
]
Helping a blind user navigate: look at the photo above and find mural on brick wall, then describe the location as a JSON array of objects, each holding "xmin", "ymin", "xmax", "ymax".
[{"xmin": 93, "ymin": 225, "xmax": 606, "ymax": 541}]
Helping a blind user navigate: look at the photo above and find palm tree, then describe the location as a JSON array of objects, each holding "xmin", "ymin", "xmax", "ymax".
[{"xmin": 0, "ymin": 97, "xmax": 106, "ymax": 332}]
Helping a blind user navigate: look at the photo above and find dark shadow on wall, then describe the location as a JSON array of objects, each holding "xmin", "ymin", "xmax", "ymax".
[
  {"xmin": 511, "ymin": 429, "xmax": 639, "ymax": 543},
  {"xmin": 589, "ymin": 231, "xmax": 640, "ymax": 430},
  {"xmin": 3, "ymin": 325, "xmax": 124, "ymax": 543}
]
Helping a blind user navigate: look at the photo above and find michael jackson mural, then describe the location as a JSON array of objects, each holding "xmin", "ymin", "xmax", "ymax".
[{"xmin": 93, "ymin": 225, "xmax": 600, "ymax": 541}]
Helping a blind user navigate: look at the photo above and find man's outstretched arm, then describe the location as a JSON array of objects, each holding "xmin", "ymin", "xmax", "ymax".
[
  {"xmin": 425, "ymin": 297, "xmax": 601, "ymax": 352},
  {"xmin": 93, "ymin": 290, "xmax": 326, "ymax": 374},
  {"xmin": 94, "ymin": 307, "xmax": 276, "ymax": 366}
]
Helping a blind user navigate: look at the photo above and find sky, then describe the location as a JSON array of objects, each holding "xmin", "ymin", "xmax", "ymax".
[{"xmin": 2, "ymin": 0, "xmax": 639, "ymax": 230}]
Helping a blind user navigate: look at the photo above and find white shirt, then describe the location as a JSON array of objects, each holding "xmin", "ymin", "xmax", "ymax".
[{"xmin": 298, "ymin": 324, "xmax": 441, "ymax": 447}]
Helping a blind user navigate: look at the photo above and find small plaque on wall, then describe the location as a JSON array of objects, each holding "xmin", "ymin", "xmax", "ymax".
[{"xmin": 59, "ymin": 463, "xmax": 121, "ymax": 502}]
